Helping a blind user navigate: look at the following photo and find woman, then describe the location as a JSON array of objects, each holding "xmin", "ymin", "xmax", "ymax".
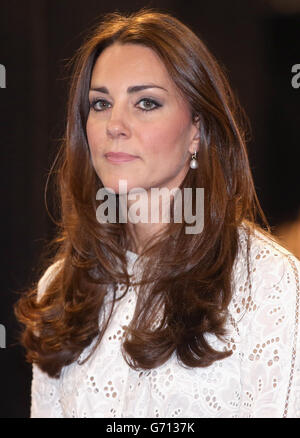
[{"xmin": 15, "ymin": 8, "xmax": 300, "ymax": 418}]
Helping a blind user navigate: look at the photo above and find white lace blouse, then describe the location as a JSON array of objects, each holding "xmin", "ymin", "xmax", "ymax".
[{"xmin": 30, "ymin": 227, "xmax": 300, "ymax": 418}]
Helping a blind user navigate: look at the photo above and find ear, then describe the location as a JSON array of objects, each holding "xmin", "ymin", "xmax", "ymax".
[{"xmin": 188, "ymin": 115, "xmax": 200, "ymax": 155}]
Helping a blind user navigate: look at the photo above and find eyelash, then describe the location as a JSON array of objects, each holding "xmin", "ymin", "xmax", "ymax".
[{"xmin": 89, "ymin": 97, "xmax": 162, "ymax": 113}]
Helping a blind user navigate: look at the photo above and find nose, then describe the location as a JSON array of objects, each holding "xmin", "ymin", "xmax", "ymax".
[{"xmin": 106, "ymin": 104, "xmax": 130, "ymax": 139}]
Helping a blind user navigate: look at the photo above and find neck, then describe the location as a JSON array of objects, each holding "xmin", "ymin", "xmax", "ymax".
[{"xmin": 121, "ymin": 189, "xmax": 174, "ymax": 255}]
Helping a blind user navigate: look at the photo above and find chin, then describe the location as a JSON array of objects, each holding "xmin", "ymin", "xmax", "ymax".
[{"xmin": 100, "ymin": 178, "xmax": 135, "ymax": 195}]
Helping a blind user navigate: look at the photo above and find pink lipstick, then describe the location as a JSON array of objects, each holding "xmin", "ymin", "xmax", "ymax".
[{"xmin": 105, "ymin": 152, "xmax": 139, "ymax": 163}]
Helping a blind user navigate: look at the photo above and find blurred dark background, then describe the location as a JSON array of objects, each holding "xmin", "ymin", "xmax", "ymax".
[{"xmin": 0, "ymin": 0, "xmax": 299, "ymax": 418}]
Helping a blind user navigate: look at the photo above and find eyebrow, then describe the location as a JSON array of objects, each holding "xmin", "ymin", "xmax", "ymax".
[{"xmin": 89, "ymin": 84, "xmax": 168, "ymax": 94}]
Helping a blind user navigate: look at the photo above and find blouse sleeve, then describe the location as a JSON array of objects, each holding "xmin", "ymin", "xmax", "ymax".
[
  {"xmin": 31, "ymin": 364, "xmax": 64, "ymax": 418},
  {"xmin": 30, "ymin": 261, "xmax": 64, "ymax": 418},
  {"xmin": 238, "ymin": 245, "xmax": 300, "ymax": 418}
]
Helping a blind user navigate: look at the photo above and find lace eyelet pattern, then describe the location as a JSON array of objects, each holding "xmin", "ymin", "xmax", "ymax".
[{"xmin": 31, "ymin": 226, "xmax": 300, "ymax": 418}]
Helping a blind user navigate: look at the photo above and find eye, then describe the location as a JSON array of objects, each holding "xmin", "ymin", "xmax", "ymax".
[
  {"xmin": 89, "ymin": 98, "xmax": 111, "ymax": 112},
  {"xmin": 137, "ymin": 98, "xmax": 162, "ymax": 112}
]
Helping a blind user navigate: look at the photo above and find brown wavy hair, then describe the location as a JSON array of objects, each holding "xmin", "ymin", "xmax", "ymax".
[{"xmin": 15, "ymin": 7, "xmax": 270, "ymax": 378}]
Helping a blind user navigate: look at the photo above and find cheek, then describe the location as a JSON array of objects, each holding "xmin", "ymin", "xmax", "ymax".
[
  {"xmin": 146, "ymin": 117, "xmax": 189, "ymax": 157},
  {"xmin": 86, "ymin": 118, "xmax": 103, "ymax": 150},
  {"xmin": 86, "ymin": 120, "xmax": 105, "ymax": 175}
]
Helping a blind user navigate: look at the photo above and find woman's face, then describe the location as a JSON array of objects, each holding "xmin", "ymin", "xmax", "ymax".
[{"xmin": 86, "ymin": 43, "xmax": 200, "ymax": 194}]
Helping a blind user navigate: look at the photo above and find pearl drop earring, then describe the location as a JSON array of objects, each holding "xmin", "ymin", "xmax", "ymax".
[{"xmin": 190, "ymin": 151, "xmax": 198, "ymax": 169}]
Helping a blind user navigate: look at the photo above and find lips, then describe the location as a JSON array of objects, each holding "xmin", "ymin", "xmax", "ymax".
[{"xmin": 105, "ymin": 152, "xmax": 139, "ymax": 163}]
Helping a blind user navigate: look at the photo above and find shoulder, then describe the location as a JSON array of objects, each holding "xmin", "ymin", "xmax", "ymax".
[
  {"xmin": 37, "ymin": 259, "xmax": 63, "ymax": 301},
  {"xmin": 237, "ymin": 222, "xmax": 300, "ymax": 282},
  {"xmin": 229, "ymin": 224, "xmax": 300, "ymax": 418},
  {"xmin": 230, "ymin": 222, "xmax": 300, "ymax": 321}
]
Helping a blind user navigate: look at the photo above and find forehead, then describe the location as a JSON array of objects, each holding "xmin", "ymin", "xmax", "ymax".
[{"xmin": 91, "ymin": 43, "xmax": 173, "ymax": 87}]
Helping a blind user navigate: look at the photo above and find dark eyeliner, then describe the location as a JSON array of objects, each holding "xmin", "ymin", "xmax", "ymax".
[
  {"xmin": 138, "ymin": 98, "xmax": 162, "ymax": 112},
  {"xmin": 89, "ymin": 97, "xmax": 162, "ymax": 112},
  {"xmin": 89, "ymin": 98, "xmax": 110, "ymax": 111}
]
